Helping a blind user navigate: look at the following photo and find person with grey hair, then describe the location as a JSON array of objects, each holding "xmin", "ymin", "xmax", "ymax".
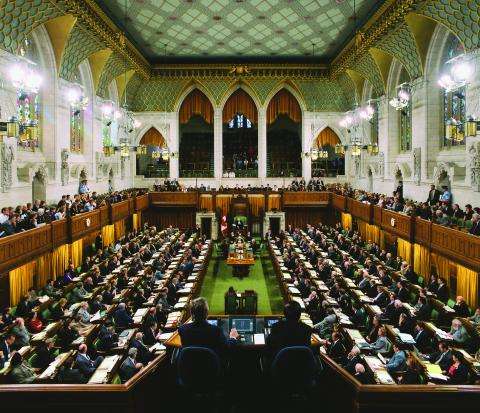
[
  {"xmin": 470, "ymin": 213, "xmax": 480, "ymax": 235},
  {"xmin": 119, "ymin": 348, "xmax": 143, "ymax": 382},
  {"xmin": 178, "ymin": 297, "xmax": 239, "ymax": 357}
]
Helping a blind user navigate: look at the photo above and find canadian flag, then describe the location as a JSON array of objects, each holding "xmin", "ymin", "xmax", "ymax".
[{"xmin": 220, "ymin": 215, "xmax": 228, "ymax": 236}]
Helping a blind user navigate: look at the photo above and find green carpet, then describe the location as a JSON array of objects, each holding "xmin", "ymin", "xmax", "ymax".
[{"xmin": 199, "ymin": 244, "xmax": 284, "ymax": 315}]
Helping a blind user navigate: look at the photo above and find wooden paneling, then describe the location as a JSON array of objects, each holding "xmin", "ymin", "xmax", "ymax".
[
  {"xmin": 128, "ymin": 198, "xmax": 135, "ymax": 214},
  {"xmin": 381, "ymin": 210, "xmax": 413, "ymax": 241},
  {"xmin": 99, "ymin": 205, "xmax": 110, "ymax": 227},
  {"xmin": 70, "ymin": 210, "xmax": 101, "ymax": 242},
  {"xmin": 332, "ymin": 193, "xmax": 346, "ymax": 211},
  {"xmin": 110, "ymin": 200, "xmax": 131, "ymax": 223},
  {"xmin": 149, "ymin": 192, "xmax": 197, "ymax": 206},
  {"xmin": 0, "ymin": 225, "xmax": 51, "ymax": 274},
  {"xmin": 144, "ymin": 207, "xmax": 195, "ymax": 230},
  {"xmin": 282, "ymin": 191, "xmax": 330, "ymax": 206},
  {"xmin": 51, "ymin": 219, "xmax": 69, "ymax": 248},
  {"xmin": 373, "ymin": 205, "xmax": 382, "ymax": 227},
  {"xmin": 414, "ymin": 218, "xmax": 431, "ymax": 247},
  {"xmin": 134, "ymin": 194, "xmax": 149, "ymax": 211},
  {"xmin": 430, "ymin": 224, "xmax": 480, "ymax": 271},
  {"xmin": 347, "ymin": 198, "xmax": 372, "ymax": 223},
  {"xmin": 285, "ymin": 207, "xmax": 330, "ymax": 229}
]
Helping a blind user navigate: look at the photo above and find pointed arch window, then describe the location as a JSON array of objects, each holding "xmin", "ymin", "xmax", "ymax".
[
  {"xmin": 228, "ymin": 113, "xmax": 252, "ymax": 129},
  {"xmin": 442, "ymin": 33, "xmax": 466, "ymax": 147}
]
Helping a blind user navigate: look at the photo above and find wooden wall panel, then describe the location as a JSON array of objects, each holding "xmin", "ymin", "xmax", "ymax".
[
  {"xmin": 134, "ymin": 194, "xmax": 149, "ymax": 211},
  {"xmin": 99, "ymin": 205, "xmax": 110, "ymax": 227},
  {"xmin": 373, "ymin": 206, "xmax": 382, "ymax": 227},
  {"xmin": 70, "ymin": 210, "xmax": 101, "ymax": 242},
  {"xmin": 51, "ymin": 219, "xmax": 69, "ymax": 248},
  {"xmin": 143, "ymin": 207, "xmax": 196, "ymax": 230},
  {"xmin": 414, "ymin": 218, "xmax": 431, "ymax": 247},
  {"xmin": 110, "ymin": 200, "xmax": 131, "ymax": 223},
  {"xmin": 347, "ymin": 198, "xmax": 372, "ymax": 223},
  {"xmin": 150, "ymin": 192, "xmax": 197, "ymax": 206},
  {"xmin": 431, "ymin": 224, "xmax": 480, "ymax": 271},
  {"xmin": 332, "ymin": 193, "xmax": 346, "ymax": 211},
  {"xmin": 380, "ymin": 210, "xmax": 413, "ymax": 241},
  {"xmin": 282, "ymin": 192, "xmax": 330, "ymax": 206},
  {"xmin": 285, "ymin": 207, "xmax": 330, "ymax": 229},
  {"xmin": 0, "ymin": 225, "xmax": 51, "ymax": 274}
]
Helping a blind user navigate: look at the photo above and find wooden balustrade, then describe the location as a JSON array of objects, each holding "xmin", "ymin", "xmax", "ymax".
[
  {"xmin": 380, "ymin": 209, "xmax": 414, "ymax": 241},
  {"xmin": 70, "ymin": 210, "xmax": 101, "ymax": 242},
  {"xmin": 134, "ymin": 194, "xmax": 149, "ymax": 211},
  {"xmin": 346, "ymin": 198, "xmax": 372, "ymax": 223},
  {"xmin": 282, "ymin": 191, "xmax": 330, "ymax": 206},
  {"xmin": 149, "ymin": 191, "xmax": 198, "ymax": 207},
  {"xmin": 373, "ymin": 205, "xmax": 382, "ymax": 227},
  {"xmin": 332, "ymin": 193, "xmax": 346, "ymax": 211},
  {"xmin": 414, "ymin": 218, "xmax": 431, "ymax": 247},
  {"xmin": 110, "ymin": 200, "xmax": 131, "ymax": 223}
]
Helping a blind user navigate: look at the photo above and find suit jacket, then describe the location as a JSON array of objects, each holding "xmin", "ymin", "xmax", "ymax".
[
  {"xmin": 436, "ymin": 284, "xmax": 449, "ymax": 303},
  {"xmin": 427, "ymin": 189, "xmax": 440, "ymax": 205},
  {"xmin": 114, "ymin": 308, "xmax": 133, "ymax": 328},
  {"xmin": 469, "ymin": 222, "xmax": 480, "ymax": 236},
  {"xmin": 414, "ymin": 329, "xmax": 431, "ymax": 353},
  {"xmin": 119, "ymin": 357, "xmax": 138, "ymax": 382},
  {"xmin": 10, "ymin": 363, "xmax": 36, "ymax": 384},
  {"xmin": 75, "ymin": 353, "xmax": 97, "ymax": 376},
  {"xmin": 431, "ymin": 350, "xmax": 453, "ymax": 372},
  {"xmin": 416, "ymin": 303, "xmax": 432, "ymax": 321},
  {"xmin": 327, "ymin": 340, "xmax": 347, "ymax": 363},
  {"xmin": 0, "ymin": 339, "xmax": 11, "ymax": 365},
  {"xmin": 130, "ymin": 339, "xmax": 153, "ymax": 364},
  {"xmin": 179, "ymin": 320, "xmax": 236, "ymax": 358}
]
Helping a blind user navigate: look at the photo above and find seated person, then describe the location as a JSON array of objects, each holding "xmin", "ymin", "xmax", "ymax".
[
  {"xmin": 9, "ymin": 352, "xmax": 37, "ymax": 384},
  {"xmin": 114, "ymin": 303, "xmax": 133, "ymax": 329},
  {"xmin": 11, "ymin": 318, "xmax": 31, "ymax": 349},
  {"xmin": 57, "ymin": 359, "xmax": 87, "ymax": 384},
  {"xmin": 468, "ymin": 308, "xmax": 480, "ymax": 326},
  {"xmin": 70, "ymin": 282, "xmax": 88, "ymax": 304},
  {"xmin": 429, "ymin": 341, "xmax": 453, "ymax": 372},
  {"xmin": 0, "ymin": 334, "xmax": 16, "ymax": 369},
  {"xmin": 326, "ymin": 332, "xmax": 347, "ymax": 364},
  {"xmin": 75, "ymin": 344, "xmax": 104, "ymax": 377},
  {"xmin": 398, "ymin": 356, "xmax": 421, "ymax": 384},
  {"xmin": 119, "ymin": 348, "xmax": 143, "ymax": 383},
  {"xmin": 449, "ymin": 318, "xmax": 469, "ymax": 344},
  {"xmin": 179, "ymin": 297, "xmax": 239, "ymax": 358},
  {"xmin": 344, "ymin": 346, "xmax": 362, "ymax": 374},
  {"xmin": 447, "ymin": 350, "xmax": 469, "ymax": 384},
  {"xmin": 386, "ymin": 343, "xmax": 407, "ymax": 374},
  {"xmin": 413, "ymin": 323, "xmax": 431, "ymax": 353},
  {"xmin": 35, "ymin": 338, "xmax": 56, "ymax": 369},
  {"xmin": 267, "ymin": 300, "xmax": 314, "ymax": 360},
  {"xmin": 453, "ymin": 296, "xmax": 471, "ymax": 318},
  {"xmin": 354, "ymin": 363, "xmax": 371, "ymax": 384},
  {"xmin": 372, "ymin": 326, "xmax": 389, "ymax": 353},
  {"xmin": 130, "ymin": 332, "xmax": 154, "ymax": 365}
]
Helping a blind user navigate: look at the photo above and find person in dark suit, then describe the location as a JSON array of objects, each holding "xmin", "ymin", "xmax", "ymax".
[
  {"xmin": 453, "ymin": 296, "xmax": 471, "ymax": 318},
  {"xmin": 354, "ymin": 363, "xmax": 371, "ymax": 384},
  {"xmin": 344, "ymin": 346, "xmax": 362, "ymax": 374},
  {"xmin": 429, "ymin": 341, "xmax": 453, "ymax": 372},
  {"xmin": 469, "ymin": 214, "xmax": 480, "ymax": 235},
  {"xmin": 0, "ymin": 334, "xmax": 15, "ymax": 369},
  {"xmin": 399, "ymin": 356, "xmax": 421, "ymax": 384},
  {"xmin": 395, "ymin": 281, "xmax": 410, "ymax": 303},
  {"xmin": 415, "ymin": 296, "xmax": 432, "ymax": 321},
  {"xmin": 119, "ymin": 348, "xmax": 142, "ymax": 383},
  {"xmin": 427, "ymin": 184, "xmax": 441, "ymax": 206},
  {"xmin": 267, "ymin": 300, "xmax": 314, "ymax": 360},
  {"xmin": 57, "ymin": 359, "xmax": 87, "ymax": 384},
  {"xmin": 113, "ymin": 303, "xmax": 133, "ymax": 329},
  {"xmin": 447, "ymin": 351, "xmax": 469, "ymax": 384},
  {"xmin": 413, "ymin": 323, "xmax": 431, "ymax": 353},
  {"xmin": 395, "ymin": 181, "xmax": 404, "ymax": 202},
  {"xmin": 178, "ymin": 297, "xmax": 239, "ymax": 358},
  {"xmin": 75, "ymin": 344, "xmax": 103, "ymax": 377},
  {"xmin": 36, "ymin": 339, "xmax": 56, "ymax": 369},
  {"xmin": 436, "ymin": 278, "xmax": 449, "ymax": 303},
  {"xmin": 327, "ymin": 332, "xmax": 347, "ymax": 364},
  {"xmin": 130, "ymin": 332, "xmax": 154, "ymax": 365}
]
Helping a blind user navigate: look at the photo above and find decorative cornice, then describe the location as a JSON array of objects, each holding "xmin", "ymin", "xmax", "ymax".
[
  {"xmin": 152, "ymin": 64, "xmax": 328, "ymax": 80},
  {"xmin": 52, "ymin": 0, "xmax": 151, "ymax": 78},
  {"xmin": 330, "ymin": 0, "xmax": 419, "ymax": 78}
]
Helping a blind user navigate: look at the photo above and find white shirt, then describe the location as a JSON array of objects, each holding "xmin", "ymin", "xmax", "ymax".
[{"xmin": 0, "ymin": 213, "xmax": 8, "ymax": 224}]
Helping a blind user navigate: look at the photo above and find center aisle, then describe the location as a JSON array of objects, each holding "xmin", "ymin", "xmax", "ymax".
[{"xmin": 199, "ymin": 243, "xmax": 284, "ymax": 314}]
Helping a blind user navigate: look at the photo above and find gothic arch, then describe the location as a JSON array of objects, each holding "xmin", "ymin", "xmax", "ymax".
[
  {"xmin": 309, "ymin": 124, "xmax": 346, "ymax": 150},
  {"xmin": 386, "ymin": 59, "xmax": 407, "ymax": 98},
  {"xmin": 134, "ymin": 123, "xmax": 171, "ymax": 149},
  {"xmin": 264, "ymin": 82, "xmax": 306, "ymax": 114},
  {"xmin": 219, "ymin": 83, "xmax": 261, "ymax": 113},
  {"xmin": 174, "ymin": 82, "xmax": 216, "ymax": 114}
]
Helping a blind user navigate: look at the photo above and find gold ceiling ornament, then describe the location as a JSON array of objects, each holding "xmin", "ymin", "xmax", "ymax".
[
  {"xmin": 330, "ymin": 0, "xmax": 419, "ymax": 78},
  {"xmin": 229, "ymin": 65, "xmax": 251, "ymax": 76},
  {"xmin": 58, "ymin": 0, "xmax": 151, "ymax": 78}
]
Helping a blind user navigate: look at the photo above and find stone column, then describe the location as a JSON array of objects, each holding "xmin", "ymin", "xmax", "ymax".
[
  {"xmin": 258, "ymin": 107, "xmax": 267, "ymax": 179},
  {"xmin": 169, "ymin": 112, "xmax": 179, "ymax": 179},
  {"xmin": 213, "ymin": 108, "xmax": 223, "ymax": 179}
]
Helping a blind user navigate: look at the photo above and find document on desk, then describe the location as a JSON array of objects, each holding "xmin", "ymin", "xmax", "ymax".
[{"xmin": 253, "ymin": 334, "xmax": 265, "ymax": 345}]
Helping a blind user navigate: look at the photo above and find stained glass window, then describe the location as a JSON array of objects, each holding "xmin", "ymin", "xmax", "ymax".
[
  {"xmin": 17, "ymin": 36, "xmax": 41, "ymax": 150},
  {"xmin": 228, "ymin": 113, "xmax": 252, "ymax": 129},
  {"xmin": 70, "ymin": 108, "xmax": 83, "ymax": 152},
  {"xmin": 370, "ymin": 101, "xmax": 379, "ymax": 145},
  {"xmin": 398, "ymin": 69, "xmax": 411, "ymax": 152},
  {"xmin": 442, "ymin": 33, "xmax": 466, "ymax": 146}
]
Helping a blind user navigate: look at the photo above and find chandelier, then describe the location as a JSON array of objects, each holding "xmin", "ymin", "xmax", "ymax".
[
  {"xmin": 438, "ymin": 53, "xmax": 475, "ymax": 92},
  {"xmin": 67, "ymin": 84, "xmax": 88, "ymax": 114},
  {"xmin": 9, "ymin": 37, "xmax": 42, "ymax": 94},
  {"xmin": 389, "ymin": 83, "xmax": 410, "ymax": 110}
]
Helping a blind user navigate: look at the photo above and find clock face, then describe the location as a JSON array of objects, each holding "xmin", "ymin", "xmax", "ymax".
[
  {"xmin": 391, "ymin": 218, "xmax": 395, "ymax": 227},
  {"xmin": 86, "ymin": 218, "xmax": 91, "ymax": 227}
]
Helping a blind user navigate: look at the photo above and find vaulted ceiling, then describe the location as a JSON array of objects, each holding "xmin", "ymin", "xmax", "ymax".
[{"xmin": 95, "ymin": 0, "xmax": 383, "ymax": 63}]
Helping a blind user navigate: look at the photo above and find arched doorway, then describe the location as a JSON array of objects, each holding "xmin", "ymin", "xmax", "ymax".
[
  {"xmin": 266, "ymin": 89, "xmax": 301, "ymax": 177},
  {"xmin": 179, "ymin": 90, "xmax": 214, "ymax": 177},
  {"xmin": 222, "ymin": 89, "xmax": 258, "ymax": 177},
  {"xmin": 136, "ymin": 127, "xmax": 169, "ymax": 178},
  {"xmin": 312, "ymin": 127, "xmax": 344, "ymax": 177}
]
